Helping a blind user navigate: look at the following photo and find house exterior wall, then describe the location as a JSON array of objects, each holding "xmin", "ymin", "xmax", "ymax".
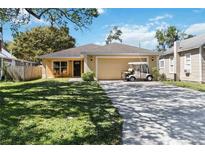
[
  {"xmin": 42, "ymin": 58, "xmax": 83, "ymax": 78},
  {"xmin": 179, "ymin": 49, "xmax": 200, "ymax": 82},
  {"xmin": 84, "ymin": 55, "xmax": 158, "ymax": 80},
  {"xmin": 148, "ymin": 55, "xmax": 158, "ymax": 74},
  {"xmin": 84, "ymin": 55, "xmax": 96, "ymax": 73},
  {"xmin": 159, "ymin": 54, "xmax": 175, "ymax": 80},
  {"xmin": 202, "ymin": 48, "xmax": 205, "ymax": 82}
]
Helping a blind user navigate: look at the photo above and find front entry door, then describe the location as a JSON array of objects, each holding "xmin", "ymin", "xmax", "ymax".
[{"xmin": 73, "ymin": 61, "xmax": 81, "ymax": 77}]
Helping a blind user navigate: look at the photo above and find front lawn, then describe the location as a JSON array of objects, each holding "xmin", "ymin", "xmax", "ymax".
[
  {"xmin": 163, "ymin": 81, "xmax": 205, "ymax": 92},
  {"xmin": 0, "ymin": 79, "xmax": 122, "ymax": 144}
]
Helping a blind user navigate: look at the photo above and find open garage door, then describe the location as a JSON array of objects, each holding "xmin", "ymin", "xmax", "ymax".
[{"xmin": 97, "ymin": 57, "xmax": 147, "ymax": 80}]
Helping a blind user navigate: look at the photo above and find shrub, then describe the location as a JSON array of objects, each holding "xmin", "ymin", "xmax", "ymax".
[
  {"xmin": 159, "ymin": 73, "xmax": 167, "ymax": 81},
  {"xmin": 151, "ymin": 67, "xmax": 160, "ymax": 81},
  {"xmin": 82, "ymin": 72, "xmax": 95, "ymax": 81}
]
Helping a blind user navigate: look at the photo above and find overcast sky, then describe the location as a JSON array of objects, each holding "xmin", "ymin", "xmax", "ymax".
[{"xmin": 3, "ymin": 8, "xmax": 205, "ymax": 50}]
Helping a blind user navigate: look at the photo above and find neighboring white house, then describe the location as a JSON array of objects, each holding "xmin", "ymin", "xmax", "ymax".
[
  {"xmin": 159, "ymin": 34, "xmax": 205, "ymax": 83},
  {"xmin": 0, "ymin": 48, "xmax": 38, "ymax": 80},
  {"xmin": 0, "ymin": 48, "xmax": 17, "ymax": 79}
]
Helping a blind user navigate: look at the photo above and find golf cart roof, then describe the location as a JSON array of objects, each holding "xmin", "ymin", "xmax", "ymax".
[{"xmin": 128, "ymin": 62, "xmax": 148, "ymax": 65}]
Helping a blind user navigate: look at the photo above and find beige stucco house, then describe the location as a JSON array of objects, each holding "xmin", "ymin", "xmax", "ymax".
[
  {"xmin": 39, "ymin": 43, "xmax": 158, "ymax": 80},
  {"xmin": 159, "ymin": 34, "xmax": 205, "ymax": 83}
]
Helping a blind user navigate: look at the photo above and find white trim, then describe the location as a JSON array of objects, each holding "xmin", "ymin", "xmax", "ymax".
[
  {"xmin": 95, "ymin": 55, "xmax": 149, "ymax": 80},
  {"xmin": 159, "ymin": 59, "xmax": 165, "ymax": 69},
  {"xmin": 40, "ymin": 57, "xmax": 83, "ymax": 59},
  {"xmin": 95, "ymin": 56, "xmax": 149, "ymax": 59},
  {"xmin": 199, "ymin": 47, "xmax": 203, "ymax": 82},
  {"xmin": 184, "ymin": 53, "xmax": 192, "ymax": 73},
  {"xmin": 169, "ymin": 56, "xmax": 174, "ymax": 74}
]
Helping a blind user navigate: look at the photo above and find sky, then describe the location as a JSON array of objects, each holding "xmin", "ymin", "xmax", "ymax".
[{"xmin": 3, "ymin": 8, "xmax": 205, "ymax": 50}]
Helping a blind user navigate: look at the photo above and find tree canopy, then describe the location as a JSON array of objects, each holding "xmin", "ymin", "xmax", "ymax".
[
  {"xmin": 0, "ymin": 8, "xmax": 99, "ymax": 34},
  {"xmin": 7, "ymin": 26, "xmax": 75, "ymax": 61},
  {"xmin": 106, "ymin": 26, "xmax": 122, "ymax": 44},
  {"xmin": 155, "ymin": 26, "xmax": 194, "ymax": 52}
]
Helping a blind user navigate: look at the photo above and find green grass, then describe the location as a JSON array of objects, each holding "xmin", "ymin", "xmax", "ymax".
[
  {"xmin": 163, "ymin": 80, "xmax": 205, "ymax": 92},
  {"xmin": 0, "ymin": 79, "xmax": 122, "ymax": 145}
]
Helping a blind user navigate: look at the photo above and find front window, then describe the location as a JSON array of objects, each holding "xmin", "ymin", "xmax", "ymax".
[
  {"xmin": 53, "ymin": 61, "xmax": 68, "ymax": 76},
  {"xmin": 169, "ymin": 57, "xmax": 174, "ymax": 73},
  {"xmin": 184, "ymin": 53, "xmax": 191, "ymax": 73},
  {"xmin": 159, "ymin": 59, "xmax": 165, "ymax": 69}
]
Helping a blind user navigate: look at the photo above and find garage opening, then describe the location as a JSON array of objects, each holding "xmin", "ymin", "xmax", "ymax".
[{"xmin": 97, "ymin": 57, "xmax": 148, "ymax": 80}]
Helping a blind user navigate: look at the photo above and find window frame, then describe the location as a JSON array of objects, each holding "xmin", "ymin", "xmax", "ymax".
[
  {"xmin": 184, "ymin": 53, "xmax": 192, "ymax": 73},
  {"xmin": 159, "ymin": 59, "xmax": 165, "ymax": 69},
  {"xmin": 53, "ymin": 61, "xmax": 68, "ymax": 76},
  {"xmin": 169, "ymin": 56, "xmax": 174, "ymax": 74}
]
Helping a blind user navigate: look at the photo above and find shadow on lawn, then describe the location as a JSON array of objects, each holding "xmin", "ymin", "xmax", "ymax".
[{"xmin": 0, "ymin": 80, "xmax": 122, "ymax": 145}]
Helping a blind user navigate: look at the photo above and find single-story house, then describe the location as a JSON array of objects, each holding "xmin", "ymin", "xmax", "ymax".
[
  {"xmin": 39, "ymin": 43, "xmax": 159, "ymax": 80},
  {"xmin": 159, "ymin": 34, "xmax": 205, "ymax": 83}
]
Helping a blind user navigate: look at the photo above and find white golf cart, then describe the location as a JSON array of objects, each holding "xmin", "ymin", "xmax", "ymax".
[{"xmin": 122, "ymin": 62, "xmax": 153, "ymax": 81}]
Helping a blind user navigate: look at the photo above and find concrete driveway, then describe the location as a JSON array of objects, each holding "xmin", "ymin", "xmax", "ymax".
[{"xmin": 100, "ymin": 81, "xmax": 205, "ymax": 145}]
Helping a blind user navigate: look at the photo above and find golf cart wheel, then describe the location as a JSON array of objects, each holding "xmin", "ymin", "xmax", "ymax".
[
  {"xmin": 130, "ymin": 76, "xmax": 136, "ymax": 82},
  {"xmin": 147, "ymin": 75, "xmax": 153, "ymax": 81}
]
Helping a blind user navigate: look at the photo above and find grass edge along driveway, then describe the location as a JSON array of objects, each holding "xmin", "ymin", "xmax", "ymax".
[
  {"xmin": 0, "ymin": 79, "xmax": 122, "ymax": 145},
  {"xmin": 163, "ymin": 81, "xmax": 205, "ymax": 92}
]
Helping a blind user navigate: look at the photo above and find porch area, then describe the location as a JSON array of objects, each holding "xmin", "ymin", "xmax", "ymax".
[{"xmin": 42, "ymin": 58, "xmax": 84, "ymax": 78}]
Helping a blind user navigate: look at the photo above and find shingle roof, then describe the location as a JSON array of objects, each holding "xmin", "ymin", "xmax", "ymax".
[
  {"xmin": 39, "ymin": 43, "xmax": 158, "ymax": 58},
  {"xmin": 38, "ymin": 44, "xmax": 100, "ymax": 58},
  {"xmin": 0, "ymin": 48, "xmax": 17, "ymax": 59},
  {"xmin": 81, "ymin": 43, "xmax": 158, "ymax": 55},
  {"xmin": 178, "ymin": 33, "xmax": 205, "ymax": 52},
  {"xmin": 161, "ymin": 47, "xmax": 174, "ymax": 56},
  {"xmin": 162, "ymin": 33, "xmax": 205, "ymax": 56}
]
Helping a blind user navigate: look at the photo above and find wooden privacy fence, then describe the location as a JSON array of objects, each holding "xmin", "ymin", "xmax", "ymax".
[{"xmin": 6, "ymin": 65, "xmax": 42, "ymax": 81}]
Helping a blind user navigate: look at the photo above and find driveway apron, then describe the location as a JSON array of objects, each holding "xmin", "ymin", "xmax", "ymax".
[{"xmin": 100, "ymin": 81, "xmax": 205, "ymax": 145}]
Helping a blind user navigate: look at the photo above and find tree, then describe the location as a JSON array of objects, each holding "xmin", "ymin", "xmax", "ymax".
[
  {"xmin": 155, "ymin": 26, "xmax": 193, "ymax": 52},
  {"xmin": 7, "ymin": 26, "xmax": 75, "ymax": 61},
  {"xmin": 0, "ymin": 8, "xmax": 99, "ymax": 35},
  {"xmin": 106, "ymin": 26, "xmax": 122, "ymax": 44},
  {"xmin": 155, "ymin": 29, "xmax": 166, "ymax": 52},
  {"xmin": 165, "ymin": 26, "xmax": 180, "ymax": 48}
]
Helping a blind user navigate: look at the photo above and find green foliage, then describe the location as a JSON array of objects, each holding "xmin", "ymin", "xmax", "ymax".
[
  {"xmin": 82, "ymin": 72, "xmax": 95, "ymax": 81},
  {"xmin": 155, "ymin": 30, "xmax": 166, "ymax": 51},
  {"xmin": 106, "ymin": 26, "xmax": 122, "ymax": 44},
  {"xmin": 155, "ymin": 26, "xmax": 194, "ymax": 52},
  {"xmin": 159, "ymin": 73, "xmax": 167, "ymax": 81},
  {"xmin": 0, "ymin": 79, "xmax": 122, "ymax": 144},
  {"xmin": 7, "ymin": 26, "xmax": 75, "ymax": 61},
  {"xmin": 164, "ymin": 81, "xmax": 205, "ymax": 92},
  {"xmin": 152, "ymin": 67, "xmax": 160, "ymax": 81},
  {"xmin": 0, "ymin": 8, "xmax": 99, "ymax": 34}
]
